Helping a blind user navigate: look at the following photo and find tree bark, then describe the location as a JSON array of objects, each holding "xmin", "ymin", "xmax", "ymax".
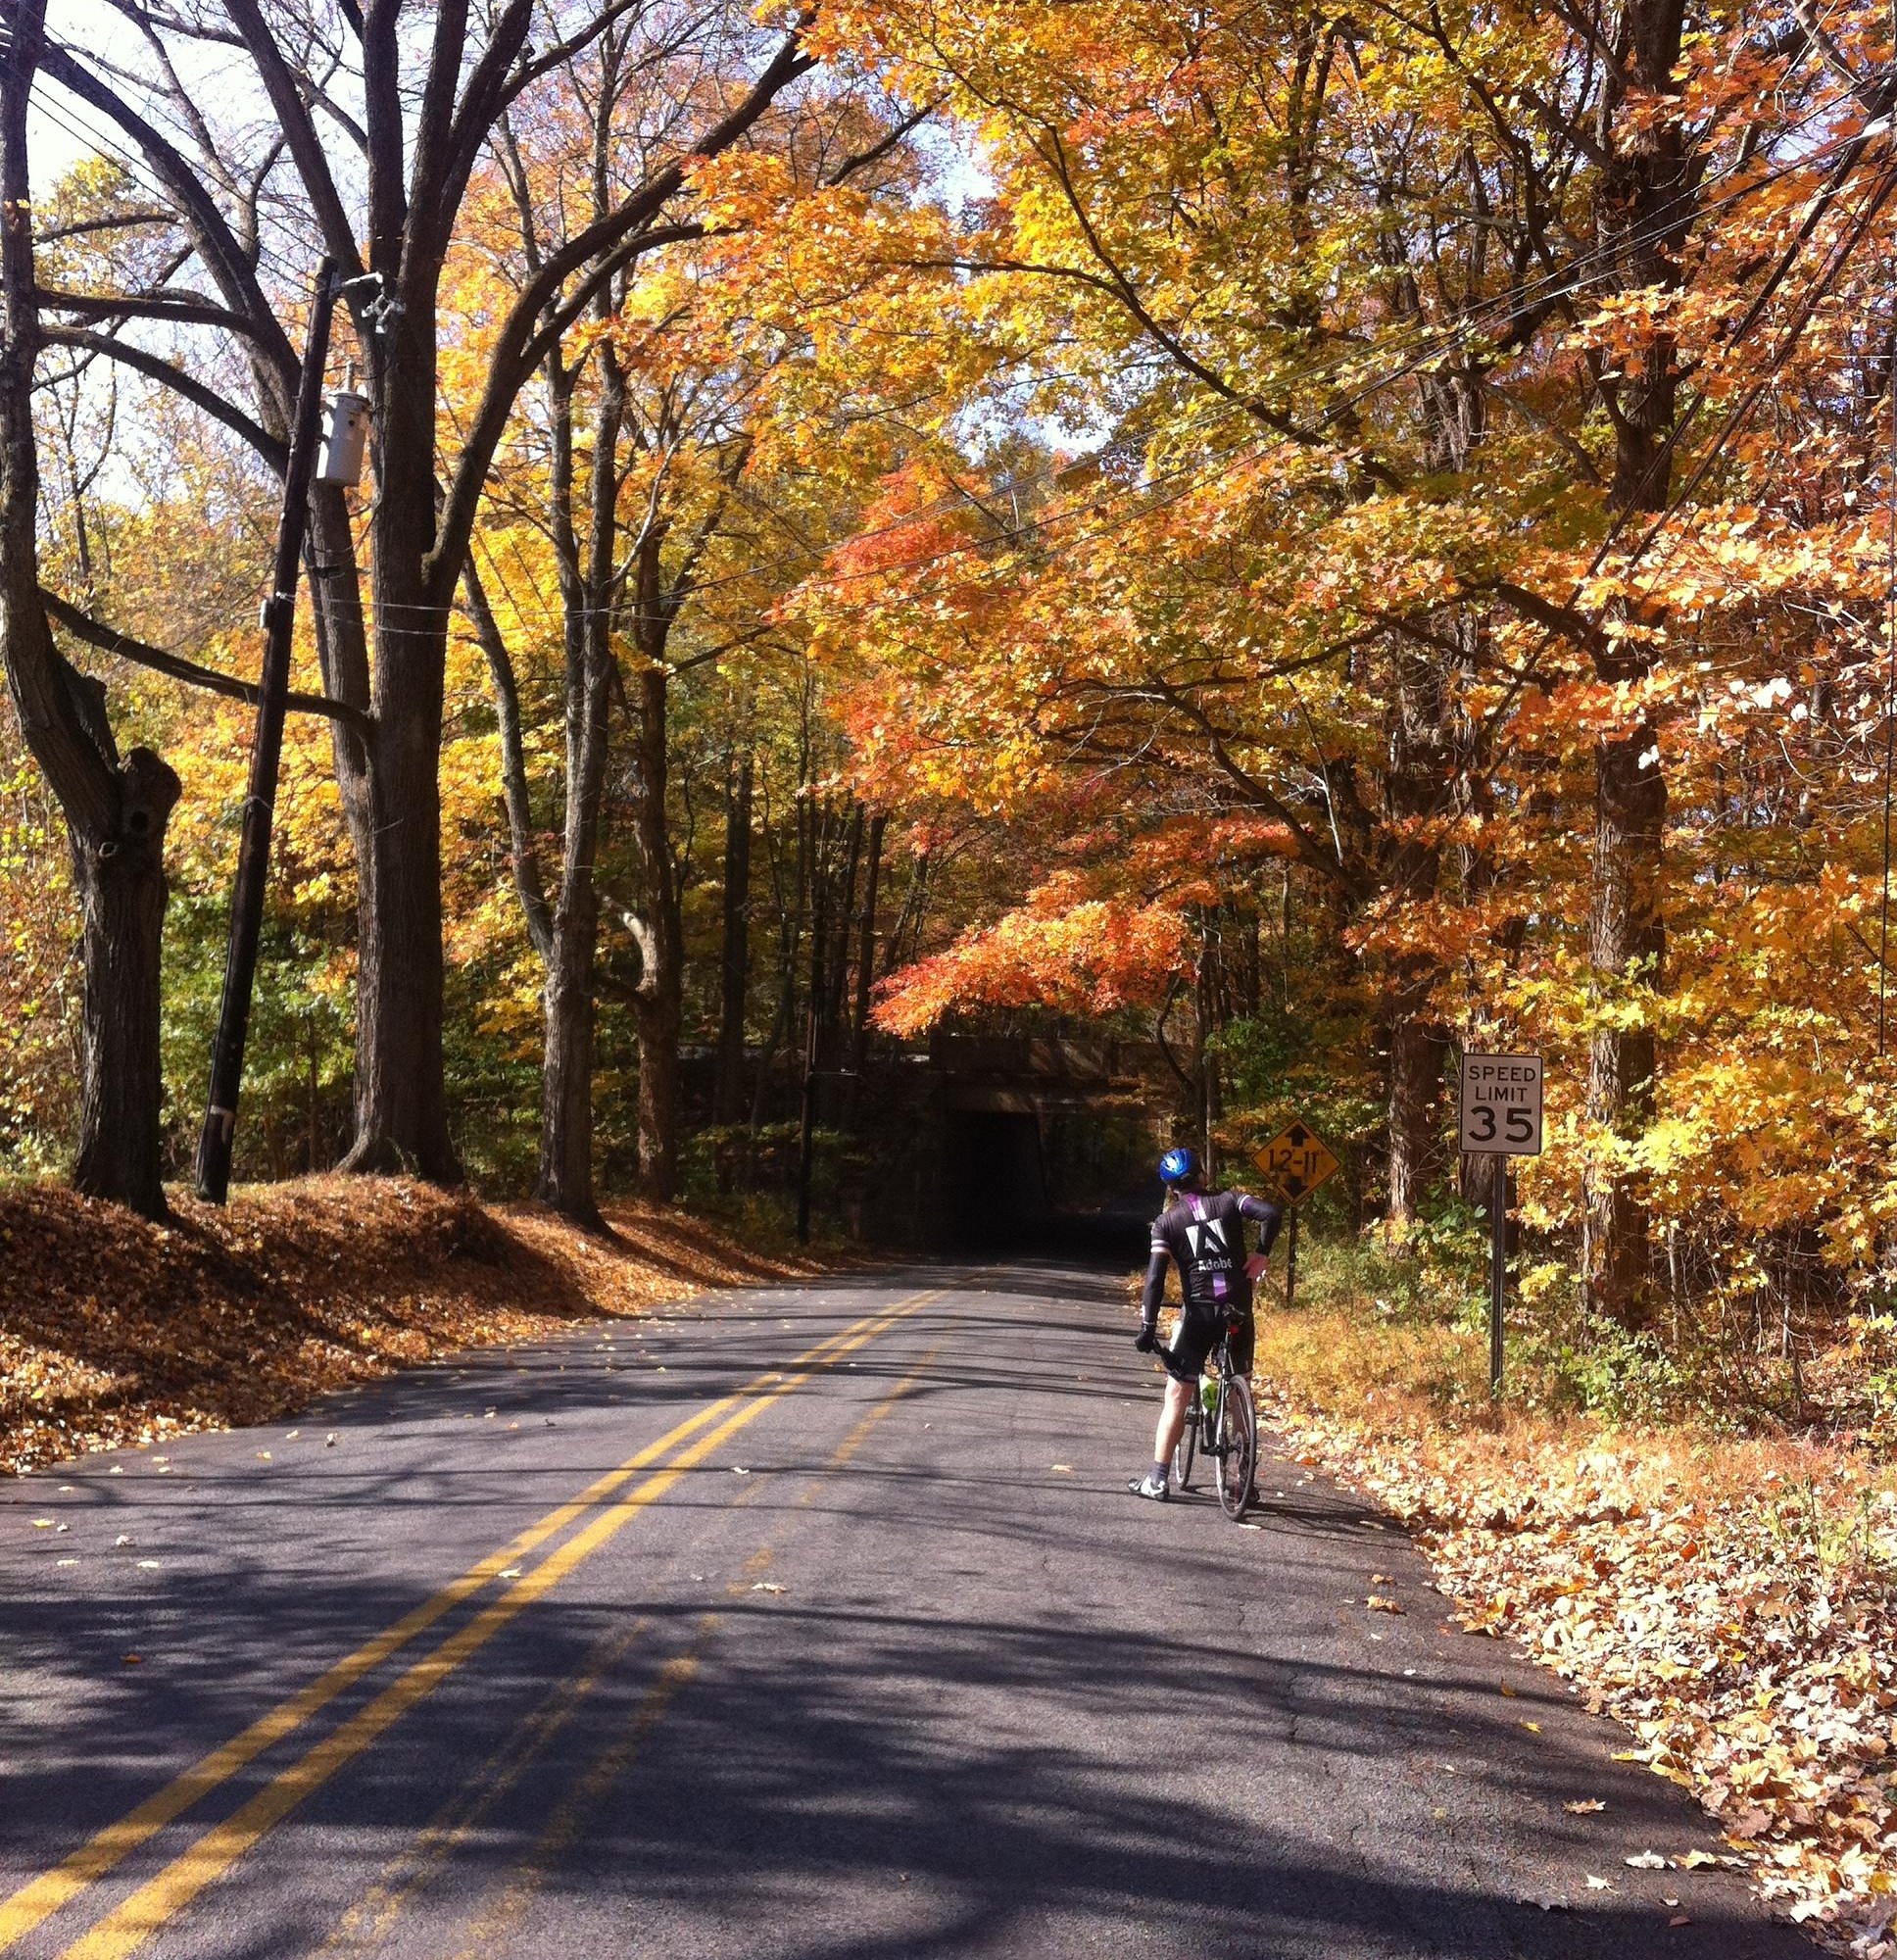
[
  {"xmin": 1381, "ymin": 637, "xmax": 1452, "ymax": 1235},
  {"xmin": 846, "ymin": 810, "xmax": 886, "ymax": 1127},
  {"xmin": 1583, "ymin": 722, "xmax": 1667, "ymax": 1320},
  {"xmin": 336, "ymin": 230, "xmax": 460, "ymax": 1179},
  {"xmin": 339, "ymin": 655, "xmax": 457, "ymax": 1178},
  {"xmin": 538, "ymin": 905, "xmax": 601, "ymax": 1222},
  {"xmin": 751, "ymin": 759, "xmax": 809, "ymax": 1135},
  {"xmin": 1582, "ymin": 0, "xmax": 1689, "ymax": 1327},
  {"xmin": 73, "ymin": 751, "xmax": 180, "ymax": 1213},
  {"xmin": 828, "ymin": 804, "xmax": 864, "ymax": 1047},
  {"xmin": 0, "ymin": 0, "xmax": 182, "ymax": 1219},
  {"xmin": 1386, "ymin": 1000, "xmax": 1441, "ymax": 1230},
  {"xmin": 628, "ymin": 652, "xmax": 684, "ymax": 1199},
  {"xmin": 715, "ymin": 753, "xmax": 754, "ymax": 1123},
  {"xmin": 535, "ymin": 334, "xmax": 623, "ymax": 1229}
]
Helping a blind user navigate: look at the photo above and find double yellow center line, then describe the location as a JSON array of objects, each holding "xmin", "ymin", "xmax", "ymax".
[{"xmin": 2, "ymin": 1288, "xmax": 938, "ymax": 1960}]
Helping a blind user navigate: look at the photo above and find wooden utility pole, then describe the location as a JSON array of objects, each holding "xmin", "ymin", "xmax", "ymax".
[{"xmin": 195, "ymin": 261, "xmax": 338, "ymax": 1202}]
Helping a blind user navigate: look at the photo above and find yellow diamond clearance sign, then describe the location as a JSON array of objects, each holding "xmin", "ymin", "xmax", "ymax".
[{"xmin": 1253, "ymin": 1121, "xmax": 1339, "ymax": 1205}]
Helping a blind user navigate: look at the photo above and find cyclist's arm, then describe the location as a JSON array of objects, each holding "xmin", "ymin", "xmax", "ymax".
[
  {"xmin": 1235, "ymin": 1192, "xmax": 1284, "ymax": 1258},
  {"xmin": 1140, "ymin": 1241, "xmax": 1171, "ymax": 1329}
]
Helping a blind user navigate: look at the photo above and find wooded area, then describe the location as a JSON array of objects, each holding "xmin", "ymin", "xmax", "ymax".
[{"xmin": 7, "ymin": 0, "xmax": 1897, "ymax": 1409}]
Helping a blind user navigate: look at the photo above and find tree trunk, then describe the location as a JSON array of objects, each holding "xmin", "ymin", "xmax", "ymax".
[
  {"xmin": 634, "ymin": 965, "xmax": 683, "ymax": 1198},
  {"xmin": 538, "ymin": 906, "xmax": 600, "ymax": 1224},
  {"xmin": 72, "ymin": 751, "xmax": 181, "ymax": 1214},
  {"xmin": 1382, "ymin": 641, "xmax": 1451, "ymax": 1235},
  {"xmin": 339, "ymin": 210, "xmax": 460, "ymax": 1181},
  {"xmin": 340, "ymin": 665, "xmax": 457, "ymax": 1179},
  {"xmin": 845, "ymin": 810, "xmax": 885, "ymax": 1128},
  {"xmin": 0, "ymin": 0, "xmax": 183, "ymax": 1220},
  {"xmin": 715, "ymin": 754, "xmax": 754, "ymax": 1123},
  {"xmin": 828, "ymin": 805, "xmax": 864, "ymax": 1046},
  {"xmin": 751, "ymin": 768, "xmax": 807, "ymax": 1136},
  {"xmin": 1583, "ymin": 724, "xmax": 1666, "ymax": 1321},
  {"xmin": 535, "ymin": 335, "xmax": 621, "ymax": 1229},
  {"xmin": 629, "ymin": 655, "xmax": 684, "ymax": 1199},
  {"xmin": 1582, "ymin": 0, "xmax": 1688, "ymax": 1326},
  {"xmin": 1386, "ymin": 1000, "xmax": 1441, "ymax": 1230}
]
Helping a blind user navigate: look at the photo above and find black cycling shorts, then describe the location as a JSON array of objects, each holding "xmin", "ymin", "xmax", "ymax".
[{"xmin": 1164, "ymin": 1302, "xmax": 1253, "ymax": 1383}]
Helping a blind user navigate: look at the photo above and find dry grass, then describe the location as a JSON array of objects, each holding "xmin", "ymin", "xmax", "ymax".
[
  {"xmin": 0, "ymin": 1175, "xmax": 825, "ymax": 1474},
  {"xmin": 1253, "ymin": 1302, "xmax": 1849, "ymax": 1516}
]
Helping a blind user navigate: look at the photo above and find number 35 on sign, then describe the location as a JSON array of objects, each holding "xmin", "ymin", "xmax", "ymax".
[{"xmin": 1459, "ymin": 1053, "xmax": 1543, "ymax": 1155}]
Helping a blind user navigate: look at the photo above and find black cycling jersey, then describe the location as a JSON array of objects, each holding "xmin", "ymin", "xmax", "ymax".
[{"xmin": 1141, "ymin": 1188, "xmax": 1282, "ymax": 1325}]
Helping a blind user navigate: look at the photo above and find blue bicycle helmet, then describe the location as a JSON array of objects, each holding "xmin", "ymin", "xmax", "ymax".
[{"xmin": 1158, "ymin": 1146, "xmax": 1199, "ymax": 1187}]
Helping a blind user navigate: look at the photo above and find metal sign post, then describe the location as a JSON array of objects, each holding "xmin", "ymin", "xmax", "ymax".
[
  {"xmin": 1253, "ymin": 1119, "xmax": 1340, "ymax": 1312},
  {"xmin": 1458, "ymin": 1053, "xmax": 1544, "ymax": 1395}
]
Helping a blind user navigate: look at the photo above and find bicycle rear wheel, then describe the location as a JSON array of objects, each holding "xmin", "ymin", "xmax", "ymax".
[
  {"xmin": 1174, "ymin": 1403, "xmax": 1197, "ymax": 1490},
  {"xmin": 1216, "ymin": 1374, "xmax": 1257, "ymax": 1520}
]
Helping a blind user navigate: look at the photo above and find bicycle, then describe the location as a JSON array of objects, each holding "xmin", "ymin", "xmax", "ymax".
[{"xmin": 1169, "ymin": 1315, "xmax": 1258, "ymax": 1520}]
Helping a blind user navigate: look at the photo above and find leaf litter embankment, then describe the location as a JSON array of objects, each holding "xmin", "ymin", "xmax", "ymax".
[
  {"xmin": 0, "ymin": 1176, "xmax": 821, "ymax": 1476},
  {"xmin": 1254, "ymin": 1306, "xmax": 1897, "ymax": 1956}
]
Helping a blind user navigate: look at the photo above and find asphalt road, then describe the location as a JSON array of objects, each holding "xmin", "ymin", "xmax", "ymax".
[{"xmin": 0, "ymin": 1262, "xmax": 1816, "ymax": 1959}]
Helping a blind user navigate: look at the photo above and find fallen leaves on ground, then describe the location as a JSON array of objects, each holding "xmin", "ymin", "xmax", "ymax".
[
  {"xmin": 1255, "ymin": 1309, "xmax": 1897, "ymax": 1954},
  {"xmin": 0, "ymin": 1176, "xmax": 825, "ymax": 1476}
]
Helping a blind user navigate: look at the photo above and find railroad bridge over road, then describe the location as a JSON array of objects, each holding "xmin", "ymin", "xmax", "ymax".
[{"xmin": 925, "ymin": 1033, "xmax": 1162, "ymax": 1250}]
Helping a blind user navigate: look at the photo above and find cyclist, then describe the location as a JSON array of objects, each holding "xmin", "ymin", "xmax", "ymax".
[{"xmin": 1129, "ymin": 1146, "xmax": 1282, "ymax": 1501}]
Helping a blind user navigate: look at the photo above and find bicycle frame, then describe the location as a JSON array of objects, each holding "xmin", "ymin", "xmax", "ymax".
[{"xmin": 1174, "ymin": 1322, "xmax": 1245, "ymax": 1468}]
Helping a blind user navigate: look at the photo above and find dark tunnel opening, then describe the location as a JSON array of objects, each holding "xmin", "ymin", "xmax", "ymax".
[{"xmin": 941, "ymin": 1106, "xmax": 1151, "ymax": 1263}]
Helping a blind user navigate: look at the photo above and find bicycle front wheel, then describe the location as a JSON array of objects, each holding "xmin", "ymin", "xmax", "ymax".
[
  {"xmin": 1216, "ymin": 1374, "xmax": 1257, "ymax": 1520},
  {"xmin": 1174, "ymin": 1404, "xmax": 1197, "ymax": 1490}
]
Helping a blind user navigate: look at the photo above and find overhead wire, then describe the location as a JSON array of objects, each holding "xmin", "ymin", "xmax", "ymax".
[
  {"xmin": 42, "ymin": 21, "xmax": 1858, "ymax": 452},
  {"xmin": 31, "ymin": 68, "xmax": 318, "ymax": 297},
  {"xmin": 41, "ymin": 24, "xmax": 1859, "ymax": 546},
  {"xmin": 315, "ymin": 100, "xmax": 1897, "ymax": 641},
  {"xmin": 30, "ymin": 29, "xmax": 1893, "ymax": 663},
  {"xmin": 563, "ymin": 94, "xmax": 1897, "ymax": 616}
]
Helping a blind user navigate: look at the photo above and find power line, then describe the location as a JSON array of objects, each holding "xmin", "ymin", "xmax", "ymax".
[
  {"xmin": 31, "ymin": 56, "xmax": 324, "ymax": 296},
  {"xmin": 32, "ymin": 40, "xmax": 1892, "ymax": 662},
  {"xmin": 326, "ymin": 104, "xmax": 1897, "ymax": 638}
]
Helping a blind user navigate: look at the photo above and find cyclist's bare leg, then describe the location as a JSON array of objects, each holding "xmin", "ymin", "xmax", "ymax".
[{"xmin": 1152, "ymin": 1374, "xmax": 1192, "ymax": 1470}]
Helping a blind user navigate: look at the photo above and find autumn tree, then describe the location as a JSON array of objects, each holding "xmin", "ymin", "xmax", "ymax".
[
  {"xmin": 811, "ymin": 0, "xmax": 1897, "ymax": 1320},
  {"xmin": 0, "ymin": 0, "xmax": 182, "ymax": 1216},
  {"xmin": 33, "ymin": 0, "xmax": 820, "ymax": 1185}
]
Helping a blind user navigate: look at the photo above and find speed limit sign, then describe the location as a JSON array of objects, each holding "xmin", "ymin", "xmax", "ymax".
[{"xmin": 1459, "ymin": 1053, "xmax": 1543, "ymax": 1155}]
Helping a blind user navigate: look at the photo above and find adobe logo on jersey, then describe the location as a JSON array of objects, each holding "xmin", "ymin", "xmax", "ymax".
[{"xmin": 1186, "ymin": 1216, "xmax": 1230, "ymax": 1264}]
